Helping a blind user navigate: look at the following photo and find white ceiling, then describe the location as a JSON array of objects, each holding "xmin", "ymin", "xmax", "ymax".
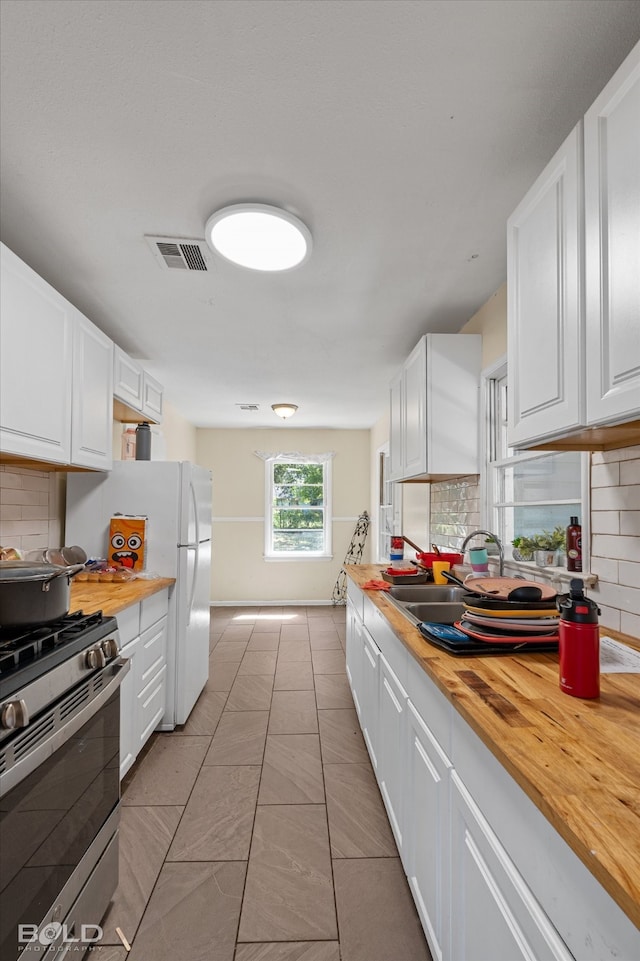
[{"xmin": 2, "ymin": 1, "xmax": 639, "ymax": 430}]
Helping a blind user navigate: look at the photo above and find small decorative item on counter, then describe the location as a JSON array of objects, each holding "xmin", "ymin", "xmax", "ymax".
[
  {"xmin": 389, "ymin": 536, "xmax": 404, "ymax": 565},
  {"xmin": 557, "ymin": 579, "xmax": 601, "ymax": 699},
  {"xmin": 566, "ymin": 516, "xmax": 582, "ymax": 572},
  {"xmin": 468, "ymin": 548, "xmax": 489, "ymax": 573},
  {"xmin": 121, "ymin": 426, "xmax": 137, "ymax": 460},
  {"xmin": 109, "ymin": 514, "xmax": 147, "ymax": 571},
  {"xmin": 0, "ymin": 546, "xmax": 22, "ymax": 560},
  {"xmin": 135, "ymin": 422, "xmax": 152, "ymax": 460}
]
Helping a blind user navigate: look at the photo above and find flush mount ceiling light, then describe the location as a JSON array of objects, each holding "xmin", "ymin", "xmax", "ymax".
[
  {"xmin": 205, "ymin": 204, "xmax": 311, "ymax": 271},
  {"xmin": 271, "ymin": 404, "xmax": 298, "ymax": 419}
]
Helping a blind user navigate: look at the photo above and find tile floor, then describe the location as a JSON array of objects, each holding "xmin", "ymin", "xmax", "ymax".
[{"xmin": 96, "ymin": 605, "xmax": 432, "ymax": 961}]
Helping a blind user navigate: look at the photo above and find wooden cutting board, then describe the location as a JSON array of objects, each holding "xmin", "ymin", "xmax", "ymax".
[{"xmin": 462, "ymin": 575, "xmax": 557, "ymax": 601}]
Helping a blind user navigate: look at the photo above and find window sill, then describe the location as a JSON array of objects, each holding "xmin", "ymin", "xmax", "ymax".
[
  {"xmin": 264, "ymin": 554, "xmax": 334, "ymax": 562},
  {"xmin": 493, "ymin": 558, "xmax": 597, "ymax": 589}
]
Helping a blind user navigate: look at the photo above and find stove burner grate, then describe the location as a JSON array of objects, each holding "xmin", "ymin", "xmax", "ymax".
[{"xmin": 0, "ymin": 610, "xmax": 105, "ymax": 677}]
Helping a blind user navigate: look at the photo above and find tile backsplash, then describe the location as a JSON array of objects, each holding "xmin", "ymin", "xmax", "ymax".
[
  {"xmin": 0, "ymin": 466, "xmax": 64, "ymax": 555},
  {"xmin": 430, "ymin": 475, "xmax": 481, "ymax": 551},
  {"xmin": 590, "ymin": 445, "xmax": 640, "ymax": 636}
]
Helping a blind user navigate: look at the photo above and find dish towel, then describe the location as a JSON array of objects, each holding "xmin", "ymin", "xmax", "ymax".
[{"xmin": 362, "ymin": 579, "xmax": 391, "ymax": 591}]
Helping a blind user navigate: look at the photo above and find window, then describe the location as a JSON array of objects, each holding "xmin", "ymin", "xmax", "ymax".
[
  {"xmin": 485, "ymin": 364, "xmax": 588, "ymax": 569},
  {"xmin": 376, "ymin": 445, "xmax": 402, "ymax": 564},
  {"xmin": 264, "ymin": 454, "xmax": 332, "ymax": 558}
]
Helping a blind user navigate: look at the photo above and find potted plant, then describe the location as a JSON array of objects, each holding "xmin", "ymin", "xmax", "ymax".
[{"xmin": 513, "ymin": 526, "xmax": 566, "ymax": 566}]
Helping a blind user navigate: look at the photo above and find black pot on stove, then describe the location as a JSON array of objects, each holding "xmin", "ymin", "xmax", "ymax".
[{"xmin": 0, "ymin": 561, "xmax": 85, "ymax": 629}]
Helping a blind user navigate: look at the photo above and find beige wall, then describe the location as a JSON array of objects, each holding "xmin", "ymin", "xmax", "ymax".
[
  {"xmin": 196, "ymin": 428, "xmax": 371, "ymax": 603},
  {"xmin": 460, "ymin": 282, "xmax": 507, "ymax": 367}
]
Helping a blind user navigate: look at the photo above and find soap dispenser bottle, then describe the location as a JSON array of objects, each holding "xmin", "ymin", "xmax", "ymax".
[{"xmin": 557, "ymin": 579, "xmax": 601, "ymax": 698}]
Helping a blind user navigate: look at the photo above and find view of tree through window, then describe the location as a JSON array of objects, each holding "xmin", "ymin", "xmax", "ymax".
[{"xmin": 272, "ymin": 462, "xmax": 326, "ymax": 552}]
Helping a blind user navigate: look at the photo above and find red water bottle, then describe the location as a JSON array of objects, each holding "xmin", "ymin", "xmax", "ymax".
[{"xmin": 557, "ymin": 579, "xmax": 601, "ymax": 698}]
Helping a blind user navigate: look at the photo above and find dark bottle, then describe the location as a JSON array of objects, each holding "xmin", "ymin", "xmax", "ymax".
[
  {"xmin": 135, "ymin": 422, "xmax": 151, "ymax": 460},
  {"xmin": 566, "ymin": 516, "xmax": 582, "ymax": 572},
  {"xmin": 557, "ymin": 579, "xmax": 601, "ymax": 698}
]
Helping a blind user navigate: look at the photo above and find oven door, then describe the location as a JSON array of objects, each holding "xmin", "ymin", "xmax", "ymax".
[{"xmin": 0, "ymin": 658, "xmax": 129, "ymax": 960}]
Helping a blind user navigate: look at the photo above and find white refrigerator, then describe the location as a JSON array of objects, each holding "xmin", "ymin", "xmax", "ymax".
[{"xmin": 65, "ymin": 461, "xmax": 212, "ymax": 728}]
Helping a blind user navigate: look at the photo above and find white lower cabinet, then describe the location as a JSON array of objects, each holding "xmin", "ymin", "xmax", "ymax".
[
  {"xmin": 406, "ymin": 699, "xmax": 452, "ymax": 961},
  {"xmin": 377, "ymin": 652, "xmax": 407, "ymax": 859},
  {"xmin": 117, "ymin": 591, "xmax": 168, "ymax": 778},
  {"xmin": 344, "ymin": 579, "xmax": 639, "ymax": 961},
  {"xmin": 450, "ymin": 772, "xmax": 572, "ymax": 961}
]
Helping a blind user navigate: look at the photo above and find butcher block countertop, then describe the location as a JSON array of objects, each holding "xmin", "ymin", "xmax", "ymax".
[
  {"xmin": 345, "ymin": 564, "xmax": 640, "ymax": 929},
  {"xmin": 70, "ymin": 576, "xmax": 175, "ymax": 618}
]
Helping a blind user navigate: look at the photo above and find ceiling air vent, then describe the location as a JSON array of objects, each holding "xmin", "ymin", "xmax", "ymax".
[
  {"xmin": 236, "ymin": 404, "xmax": 260, "ymax": 412},
  {"xmin": 144, "ymin": 235, "xmax": 213, "ymax": 271}
]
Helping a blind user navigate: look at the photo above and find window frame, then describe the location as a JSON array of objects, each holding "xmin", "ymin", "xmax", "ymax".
[
  {"xmin": 481, "ymin": 357, "xmax": 591, "ymax": 576},
  {"xmin": 263, "ymin": 453, "xmax": 333, "ymax": 560}
]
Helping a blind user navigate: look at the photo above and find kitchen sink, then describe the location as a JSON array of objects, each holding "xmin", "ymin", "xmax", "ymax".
[
  {"xmin": 386, "ymin": 583, "xmax": 467, "ymax": 627},
  {"xmin": 388, "ymin": 585, "xmax": 467, "ymax": 603}
]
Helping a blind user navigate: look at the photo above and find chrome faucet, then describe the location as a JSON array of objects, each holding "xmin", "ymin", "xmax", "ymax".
[{"xmin": 460, "ymin": 529, "xmax": 505, "ymax": 576}]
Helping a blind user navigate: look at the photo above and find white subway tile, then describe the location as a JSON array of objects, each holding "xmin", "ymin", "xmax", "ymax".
[
  {"xmin": 21, "ymin": 506, "xmax": 49, "ymax": 522},
  {"xmin": 590, "ymin": 556, "xmax": 619, "ymax": 582},
  {"xmin": 590, "ymin": 511, "xmax": 619, "ymax": 535},
  {"xmin": 591, "ymin": 533, "xmax": 640, "ymax": 563},
  {"xmin": 0, "ymin": 505, "xmax": 22, "ymax": 521},
  {"xmin": 620, "ymin": 511, "xmax": 640, "ymax": 536},
  {"xmin": 21, "ymin": 534, "xmax": 49, "ymax": 551},
  {"xmin": 620, "ymin": 459, "xmax": 640, "ymax": 486},
  {"xmin": 591, "ymin": 485, "xmax": 640, "ymax": 511},
  {"xmin": 591, "ymin": 445, "xmax": 640, "ymax": 465},
  {"xmin": 0, "ymin": 471, "xmax": 23, "ymax": 489},
  {"xmin": 591, "ymin": 462, "xmax": 620, "ymax": 488},
  {"xmin": 619, "ymin": 561, "xmax": 640, "ymax": 589},
  {"xmin": 597, "ymin": 604, "xmax": 621, "ymax": 632},
  {"xmin": 620, "ymin": 610, "xmax": 640, "ymax": 640},
  {"xmin": 593, "ymin": 580, "xmax": 640, "ymax": 616},
  {"xmin": 20, "ymin": 473, "xmax": 51, "ymax": 492}
]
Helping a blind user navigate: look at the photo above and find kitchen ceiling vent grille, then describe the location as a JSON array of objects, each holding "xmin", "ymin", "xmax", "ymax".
[
  {"xmin": 237, "ymin": 404, "xmax": 260, "ymax": 411},
  {"xmin": 144, "ymin": 235, "xmax": 213, "ymax": 271}
]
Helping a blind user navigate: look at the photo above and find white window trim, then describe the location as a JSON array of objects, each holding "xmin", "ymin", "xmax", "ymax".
[
  {"xmin": 261, "ymin": 452, "xmax": 333, "ymax": 560},
  {"xmin": 480, "ymin": 357, "xmax": 595, "ymax": 587}
]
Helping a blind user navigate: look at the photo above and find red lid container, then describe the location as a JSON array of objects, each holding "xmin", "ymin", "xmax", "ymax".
[{"xmin": 416, "ymin": 551, "xmax": 463, "ymax": 569}]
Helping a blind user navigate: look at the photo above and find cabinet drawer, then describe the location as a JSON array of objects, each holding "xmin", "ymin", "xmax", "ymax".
[
  {"xmin": 139, "ymin": 616, "xmax": 167, "ymax": 685},
  {"xmin": 346, "ymin": 578, "xmax": 364, "ymax": 620},
  {"xmin": 138, "ymin": 663, "xmax": 167, "ymax": 744},
  {"xmin": 116, "ymin": 604, "xmax": 140, "ymax": 647},
  {"xmin": 140, "ymin": 589, "xmax": 168, "ymax": 632},
  {"xmin": 363, "ymin": 595, "xmax": 407, "ymax": 685}
]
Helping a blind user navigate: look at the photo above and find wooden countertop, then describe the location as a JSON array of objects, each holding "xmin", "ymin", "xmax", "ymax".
[
  {"xmin": 346, "ymin": 564, "xmax": 640, "ymax": 928},
  {"xmin": 70, "ymin": 576, "xmax": 175, "ymax": 618}
]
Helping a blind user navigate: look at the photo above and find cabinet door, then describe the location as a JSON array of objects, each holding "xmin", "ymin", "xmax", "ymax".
[
  {"xmin": 119, "ymin": 634, "xmax": 141, "ymax": 779},
  {"xmin": 584, "ymin": 45, "xmax": 640, "ymax": 427},
  {"xmin": 389, "ymin": 369, "xmax": 404, "ymax": 481},
  {"xmin": 450, "ymin": 773, "xmax": 573, "ymax": 961},
  {"xmin": 378, "ymin": 651, "xmax": 408, "ymax": 859},
  {"xmin": 402, "ymin": 337, "xmax": 427, "ymax": 477},
  {"xmin": 113, "ymin": 345, "xmax": 144, "ymax": 411},
  {"xmin": 360, "ymin": 629, "xmax": 380, "ymax": 771},
  {"xmin": 142, "ymin": 372, "xmax": 163, "ymax": 423},
  {"xmin": 0, "ymin": 243, "xmax": 72, "ymax": 463},
  {"xmin": 406, "ymin": 700, "xmax": 452, "ymax": 961},
  {"xmin": 71, "ymin": 308, "xmax": 113, "ymax": 469},
  {"xmin": 345, "ymin": 600, "xmax": 363, "ymax": 719},
  {"xmin": 507, "ymin": 125, "xmax": 584, "ymax": 447}
]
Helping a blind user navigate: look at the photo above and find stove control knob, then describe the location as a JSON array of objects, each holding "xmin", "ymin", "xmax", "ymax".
[
  {"xmin": 85, "ymin": 646, "xmax": 107, "ymax": 670},
  {"xmin": 1, "ymin": 698, "xmax": 30, "ymax": 730},
  {"xmin": 101, "ymin": 638, "xmax": 120, "ymax": 660}
]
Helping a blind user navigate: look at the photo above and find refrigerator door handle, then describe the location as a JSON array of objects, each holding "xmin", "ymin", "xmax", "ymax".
[
  {"xmin": 190, "ymin": 477, "xmax": 200, "ymax": 546},
  {"xmin": 186, "ymin": 544, "xmax": 198, "ymax": 628}
]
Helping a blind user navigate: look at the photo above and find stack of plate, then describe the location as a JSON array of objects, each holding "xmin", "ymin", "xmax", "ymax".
[{"xmin": 456, "ymin": 576, "xmax": 559, "ymax": 646}]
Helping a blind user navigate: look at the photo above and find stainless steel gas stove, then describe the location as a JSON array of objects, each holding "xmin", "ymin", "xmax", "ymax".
[{"xmin": 0, "ymin": 611, "xmax": 129, "ymax": 960}]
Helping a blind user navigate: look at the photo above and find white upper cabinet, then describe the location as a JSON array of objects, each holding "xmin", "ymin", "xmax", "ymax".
[
  {"xmin": 389, "ymin": 334, "xmax": 482, "ymax": 481},
  {"xmin": 0, "ymin": 242, "xmax": 113, "ymax": 469},
  {"xmin": 507, "ymin": 41, "xmax": 640, "ymax": 450},
  {"xmin": 71, "ymin": 307, "xmax": 113, "ymax": 470},
  {"xmin": 507, "ymin": 124, "xmax": 583, "ymax": 446},
  {"xmin": 584, "ymin": 47, "xmax": 640, "ymax": 426},
  {"xmin": 113, "ymin": 345, "xmax": 163, "ymax": 424},
  {"xmin": 1, "ymin": 243, "xmax": 74, "ymax": 464}
]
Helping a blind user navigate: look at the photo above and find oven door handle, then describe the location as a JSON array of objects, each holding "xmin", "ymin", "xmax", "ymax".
[{"xmin": 0, "ymin": 657, "xmax": 130, "ymax": 799}]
